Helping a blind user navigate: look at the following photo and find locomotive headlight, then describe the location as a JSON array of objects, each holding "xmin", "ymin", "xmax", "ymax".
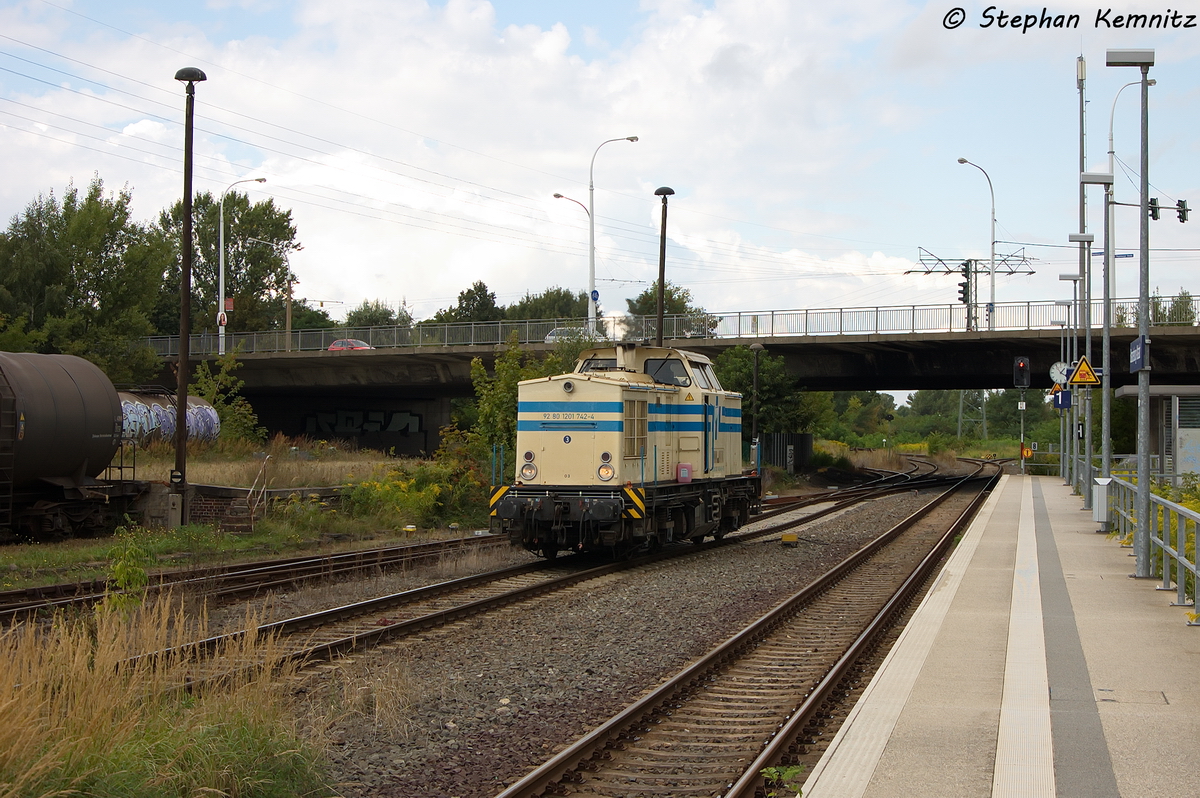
[
  {"xmin": 597, "ymin": 463, "xmax": 615, "ymax": 481},
  {"xmin": 520, "ymin": 463, "xmax": 538, "ymax": 480}
]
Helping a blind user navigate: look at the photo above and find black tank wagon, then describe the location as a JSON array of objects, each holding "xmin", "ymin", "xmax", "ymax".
[{"xmin": 0, "ymin": 352, "xmax": 143, "ymax": 541}]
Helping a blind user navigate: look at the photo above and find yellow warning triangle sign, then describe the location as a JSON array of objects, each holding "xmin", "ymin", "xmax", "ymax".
[{"xmin": 1069, "ymin": 355, "xmax": 1100, "ymax": 386}]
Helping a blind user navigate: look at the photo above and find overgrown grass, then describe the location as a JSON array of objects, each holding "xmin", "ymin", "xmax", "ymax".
[
  {"xmin": 0, "ymin": 517, "xmax": 455, "ymax": 593},
  {"xmin": 134, "ymin": 434, "xmax": 389, "ymax": 489},
  {"xmin": 0, "ymin": 601, "xmax": 332, "ymax": 797}
]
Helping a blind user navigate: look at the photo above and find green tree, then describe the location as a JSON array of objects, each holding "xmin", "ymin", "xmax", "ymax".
[
  {"xmin": 1165, "ymin": 288, "xmax": 1196, "ymax": 325},
  {"xmin": 891, "ymin": 390, "xmax": 961, "ymax": 440},
  {"xmin": 505, "ymin": 286, "xmax": 588, "ymax": 320},
  {"xmin": 985, "ymin": 388, "xmax": 1053, "ymax": 439},
  {"xmin": 345, "ymin": 299, "xmax": 413, "ymax": 328},
  {"xmin": 468, "ymin": 332, "xmax": 544, "ymax": 457},
  {"xmin": 625, "ymin": 281, "xmax": 712, "ymax": 338},
  {"xmin": 155, "ymin": 191, "xmax": 299, "ymax": 335},
  {"xmin": 0, "ymin": 176, "xmax": 167, "ymax": 383},
  {"xmin": 289, "ymin": 301, "xmax": 338, "ymax": 329},
  {"xmin": 713, "ymin": 346, "xmax": 834, "ymax": 437},
  {"xmin": 192, "ymin": 348, "xmax": 265, "ymax": 442},
  {"xmin": 431, "ymin": 280, "xmax": 504, "ymax": 323}
]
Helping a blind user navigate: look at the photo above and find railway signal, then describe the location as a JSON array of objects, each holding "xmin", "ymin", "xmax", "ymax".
[
  {"xmin": 1013, "ymin": 356, "xmax": 1031, "ymax": 388},
  {"xmin": 1149, "ymin": 197, "xmax": 1161, "ymax": 220},
  {"xmin": 1178, "ymin": 199, "xmax": 1190, "ymax": 223}
]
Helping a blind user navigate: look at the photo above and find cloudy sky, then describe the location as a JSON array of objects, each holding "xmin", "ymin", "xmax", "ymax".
[{"xmin": 0, "ymin": 0, "xmax": 1197, "ymax": 323}]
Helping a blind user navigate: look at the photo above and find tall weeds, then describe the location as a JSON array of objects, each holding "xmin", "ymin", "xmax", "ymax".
[{"xmin": 0, "ymin": 602, "xmax": 330, "ymax": 798}]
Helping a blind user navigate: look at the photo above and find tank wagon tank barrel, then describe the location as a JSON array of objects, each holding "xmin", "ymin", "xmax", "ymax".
[{"xmin": 0, "ymin": 354, "xmax": 218, "ymax": 542}]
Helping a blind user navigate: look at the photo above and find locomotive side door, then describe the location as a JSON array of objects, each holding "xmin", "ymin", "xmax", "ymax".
[{"xmin": 703, "ymin": 393, "xmax": 719, "ymax": 474}]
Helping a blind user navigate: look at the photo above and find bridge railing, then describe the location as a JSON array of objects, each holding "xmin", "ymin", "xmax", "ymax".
[{"xmin": 144, "ymin": 294, "xmax": 1198, "ymax": 356}]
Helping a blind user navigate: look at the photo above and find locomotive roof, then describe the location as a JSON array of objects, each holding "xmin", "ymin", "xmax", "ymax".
[{"xmin": 518, "ymin": 344, "xmax": 723, "ymax": 389}]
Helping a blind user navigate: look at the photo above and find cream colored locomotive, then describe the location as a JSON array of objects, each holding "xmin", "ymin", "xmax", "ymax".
[{"xmin": 491, "ymin": 343, "xmax": 761, "ymax": 558}]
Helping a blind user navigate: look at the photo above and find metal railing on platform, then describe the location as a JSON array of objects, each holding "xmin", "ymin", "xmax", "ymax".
[{"xmin": 1107, "ymin": 476, "xmax": 1198, "ymax": 621}]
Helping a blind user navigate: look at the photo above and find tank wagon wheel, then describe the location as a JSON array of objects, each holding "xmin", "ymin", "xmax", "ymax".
[{"xmin": 542, "ymin": 545, "xmax": 559, "ymax": 561}]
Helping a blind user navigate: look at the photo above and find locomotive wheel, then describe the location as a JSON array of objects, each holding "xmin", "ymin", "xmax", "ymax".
[{"xmin": 542, "ymin": 545, "xmax": 559, "ymax": 561}]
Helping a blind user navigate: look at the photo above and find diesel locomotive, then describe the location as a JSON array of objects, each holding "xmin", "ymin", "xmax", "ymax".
[{"xmin": 491, "ymin": 343, "xmax": 761, "ymax": 558}]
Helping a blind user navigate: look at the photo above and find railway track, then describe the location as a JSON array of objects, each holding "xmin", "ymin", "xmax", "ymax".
[
  {"xmin": 493, "ymin": 463, "xmax": 999, "ymax": 798},
  {"xmin": 2, "ymin": 455, "xmax": 953, "ymax": 624},
  {"xmin": 0, "ymin": 534, "xmax": 510, "ymax": 623},
  {"xmin": 147, "ymin": 465, "xmax": 974, "ymax": 689}
]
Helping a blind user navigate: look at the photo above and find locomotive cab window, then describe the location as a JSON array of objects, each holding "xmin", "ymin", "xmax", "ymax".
[
  {"xmin": 689, "ymin": 362, "xmax": 711, "ymax": 390},
  {"xmin": 644, "ymin": 358, "xmax": 691, "ymax": 387},
  {"xmin": 578, "ymin": 357, "xmax": 618, "ymax": 372},
  {"xmin": 700, "ymin": 364, "xmax": 721, "ymax": 390}
]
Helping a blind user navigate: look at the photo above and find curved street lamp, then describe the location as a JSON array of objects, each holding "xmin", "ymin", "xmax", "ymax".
[
  {"xmin": 588, "ymin": 136, "xmax": 638, "ymax": 332},
  {"xmin": 957, "ymin": 158, "xmax": 996, "ymax": 330},
  {"xmin": 219, "ymin": 177, "xmax": 266, "ymax": 355}
]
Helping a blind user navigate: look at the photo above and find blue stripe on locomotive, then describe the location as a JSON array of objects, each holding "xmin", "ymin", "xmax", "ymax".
[
  {"xmin": 517, "ymin": 420, "xmax": 624, "ymax": 431},
  {"xmin": 518, "ymin": 400, "xmax": 739, "ymax": 432},
  {"xmin": 518, "ymin": 401, "xmax": 624, "ymax": 413}
]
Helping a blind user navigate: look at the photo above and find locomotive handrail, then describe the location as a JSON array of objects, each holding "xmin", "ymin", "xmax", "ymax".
[{"xmin": 139, "ymin": 294, "xmax": 1199, "ymax": 356}]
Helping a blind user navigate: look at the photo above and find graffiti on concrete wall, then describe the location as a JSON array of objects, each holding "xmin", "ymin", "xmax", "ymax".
[
  {"xmin": 119, "ymin": 392, "xmax": 221, "ymax": 443},
  {"xmin": 304, "ymin": 409, "xmax": 422, "ymax": 437}
]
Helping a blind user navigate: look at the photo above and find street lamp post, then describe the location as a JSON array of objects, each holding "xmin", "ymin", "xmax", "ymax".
[
  {"xmin": 173, "ymin": 66, "xmax": 206, "ymax": 523},
  {"xmin": 218, "ymin": 177, "xmax": 266, "ymax": 356},
  {"xmin": 957, "ymin": 158, "xmax": 996, "ymax": 329},
  {"xmin": 1069, "ymin": 232, "xmax": 1095, "ymax": 510},
  {"xmin": 750, "ymin": 342, "xmax": 764, "ymax": 472},
  {"xmin": 1052, "ymin": 318, "xmax": 1068, "ymax": 478},
  {"xmin": 1054, "ymin": 300, "xmax": 1074, "ymax": 484},
  {"xmin": 588, "ymin": 136, "xmax": 638, "ymax": 333},
  {"xmin": 1107, "ymin": 47, "xmax": 1155, "ymax": 578},
  {"xmin": 1059, "ymin": 275, "xmax": 1081, "ymax": 492},
  {"xmin": 553, "ymin": 193, "xmax": 592, "ymax": 325},
  {"xmin": 247, "ymin": 236, "xmax": 298, "ymax": 351},
  {"xmin": 1082, "ymin": 172, "xmax": 1116, "ymax": 529},
  {"xmin": 1106, "ymin": 79, "xmax": 1154, "ymax": 298},
  {"xmin": 653, "ymin": 187, "xmax": 674, "ymax": 347}
]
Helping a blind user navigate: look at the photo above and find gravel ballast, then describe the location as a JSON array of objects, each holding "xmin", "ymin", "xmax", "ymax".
[{"xmin": 274, "ymin": 491, "xmax": 939, "ymax": 798}]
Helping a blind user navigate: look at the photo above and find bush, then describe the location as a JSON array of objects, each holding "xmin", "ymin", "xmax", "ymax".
[{"xmin": 341, "ymin": 430, "xmax": 490, "ymax": 529}]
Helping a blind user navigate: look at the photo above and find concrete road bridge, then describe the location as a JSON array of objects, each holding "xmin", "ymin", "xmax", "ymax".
[{"xmin": 148, "ymin": 296, "xmax": 1200, "ymax": 454}]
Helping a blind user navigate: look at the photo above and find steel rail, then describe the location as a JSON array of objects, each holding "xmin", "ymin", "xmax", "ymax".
[
  {"xmin": 493, "ymin": 465, "xmax": 996, "ymax": 798},
  {"xmin": 723, "ymin": 467, "xmax": 999, "ymax": 797},
  {"xmin": 0, "ymin": 534, "xmax": 508, "ymax": 622}
]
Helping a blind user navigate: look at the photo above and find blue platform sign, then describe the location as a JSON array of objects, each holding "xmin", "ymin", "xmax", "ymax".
[
  {"xmin": 1130, "ymin": 335, "xmax": 1149, "ymax": 372},
  {"xmin": 1054, "ymin": 389, "xmax": 1072, "ymax": 410},
  {"xmin": 590, "ymin": 290, "xmax": 599, "ymax": 302}
]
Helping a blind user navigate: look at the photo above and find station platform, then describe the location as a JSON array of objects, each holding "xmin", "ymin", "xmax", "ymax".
[{"xmin": 801, "ymin": 475, "xmax": 1199, "ymax": 798}]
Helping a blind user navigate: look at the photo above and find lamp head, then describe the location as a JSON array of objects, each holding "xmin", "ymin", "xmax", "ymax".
[
  {"xmin": 627, "ymin": 136, "xmax": 638, "ymax": 142},
  {"xmin": 654, "ymin": 186, "xmax": 675, "ymax": 197},
  {"xmin": 174, "ymin": 67, "xmax": 207, "ymax": 83},
  {"xmin": 957, "ymin": 157, "xmax": 968, "ymax": 164},
  {"xmin": 1080, "ymin": 172, "xmax": 1114, "ymax": 186},
  {"xmin": 553, "ymin": 193, "xmax": 564, "ymax": 198},
  {"xmin": 749, "ymin": 342, "xmax": 765, "ymax": 352},
  {"xmin": 254, "ymin": 177, "xmax": 266, "ymax": 184},
  {"xmin": 1106, "ymin": 48, "xmax": 1154, "ymax": 67}
]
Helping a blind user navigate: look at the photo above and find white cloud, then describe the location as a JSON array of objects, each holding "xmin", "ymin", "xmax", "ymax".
[{"xmin": 0, "ymin": 0, "xmax": 1196, "ymax": 325}]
